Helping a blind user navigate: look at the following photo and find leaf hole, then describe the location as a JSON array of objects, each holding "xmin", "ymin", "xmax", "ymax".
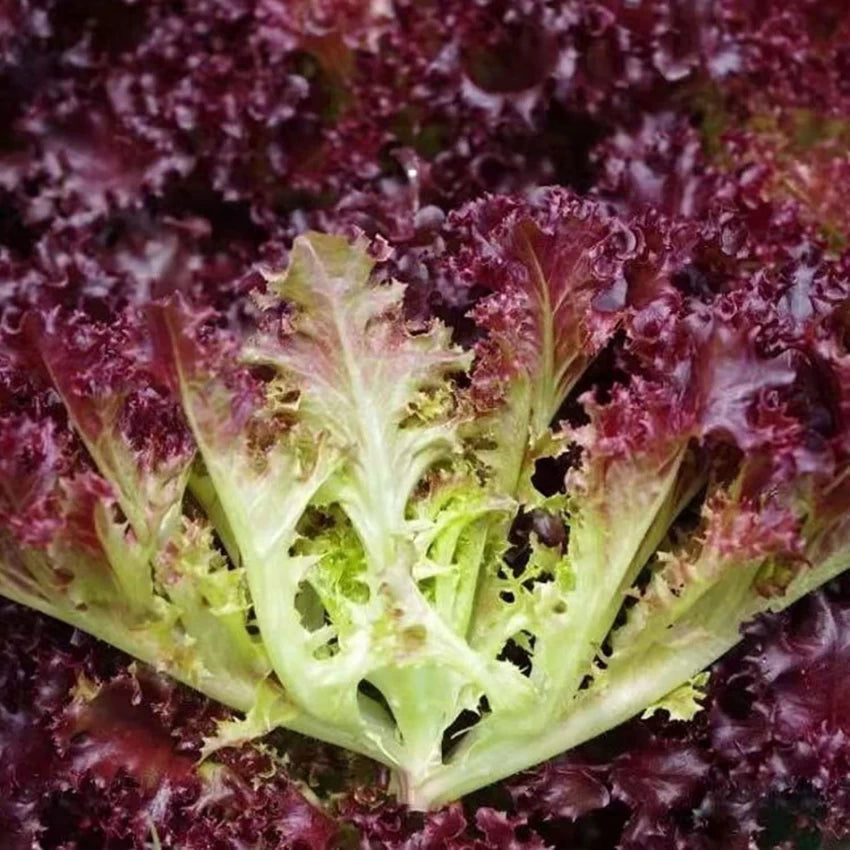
[
  {"xmin": 294, "ymin": 580, "xmax": 328, "ymax": 633},
  {"xmin": 357, "ymin": 679, "xmax": 398, "ymax": 731},
  {"xmin": 245, "ymin": 605, "xmax": 261, "ymax": 636},
  {"xmin": 497, "ymin": 632, "xmax": 535, "ymax": 678},
  {"xmin": 313, "ymin": 635, "xmax": 340, "ymax": 660},
  {"xmin": 441, "ymin": 695, "xmax": 491, "ymax": 762}
]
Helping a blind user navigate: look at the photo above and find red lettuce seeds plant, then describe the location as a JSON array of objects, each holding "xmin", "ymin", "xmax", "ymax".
[
  {"xmin": 4, "ymin": 1, "xmax": 850, "ymax": 846},
  {"xmin": 3, "ymin": 188, "xmax": 850, "ymax": 811}
]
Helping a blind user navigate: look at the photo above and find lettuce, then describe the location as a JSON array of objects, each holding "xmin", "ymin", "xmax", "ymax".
[{"xmin": 4, "ymin": 188, "xmax": 850, "ymax": 810}]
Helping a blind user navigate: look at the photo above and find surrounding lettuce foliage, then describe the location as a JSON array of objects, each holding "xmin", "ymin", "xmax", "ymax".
[{"xmin": 3, "ymin": 0, "xmax": 850, "ymax": 846}]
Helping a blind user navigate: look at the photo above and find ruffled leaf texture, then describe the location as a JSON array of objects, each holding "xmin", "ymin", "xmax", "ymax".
[
  {"xmin": 6, "ymin": 579, "xmax": 850, "ymax": 848},
  {"xmin": 3, "ymin": 0, "xmax": 850, "ymax": 845},
  {"xmin": 1, "ymin": 0, "xmax": 844, "ymax": 301},
  {"xmin": 4, "ymin": 184, "xmax": 850, "ymax": 822}
]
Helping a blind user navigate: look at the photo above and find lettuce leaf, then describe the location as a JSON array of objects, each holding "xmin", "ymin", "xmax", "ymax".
[{"xmin": 3, "ymin": 198, "xmax": 850, "ymax": 810}]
